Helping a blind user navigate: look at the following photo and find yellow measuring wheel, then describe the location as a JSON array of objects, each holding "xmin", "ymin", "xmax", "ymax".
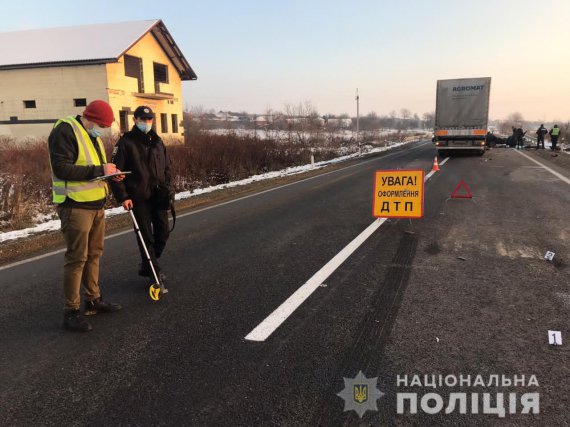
[
  {"xmin": 149, "ymin": 283, "xmax": 162, "ymax": 301},
  {"xmin": 128, "ymin": 210, "xmax": 169, "ymax": 302}
]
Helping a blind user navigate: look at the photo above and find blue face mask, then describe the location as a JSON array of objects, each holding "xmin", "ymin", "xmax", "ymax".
[
  {"xmin": 136, "ymin": 122, "xmax": 152, "ymax": 133},
  {"xmin": 88, "ymin": 126, "xmax": 103, "ymax": 138}
]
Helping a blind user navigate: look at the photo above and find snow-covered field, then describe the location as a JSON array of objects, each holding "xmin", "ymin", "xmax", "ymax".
[{"xmin": 0, "ymin": 140, "xmax": 421, "ymax": 244}]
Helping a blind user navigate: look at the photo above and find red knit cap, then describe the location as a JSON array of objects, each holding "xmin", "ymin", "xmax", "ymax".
[{"xmin": 83, "ymin": 100, "xmax": 115, "ymax": 127}]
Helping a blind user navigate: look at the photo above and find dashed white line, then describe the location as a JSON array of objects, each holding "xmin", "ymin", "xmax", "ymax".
[{"xmin": 245, "ymin": 156, "xmax": 448, "ymax": 341}]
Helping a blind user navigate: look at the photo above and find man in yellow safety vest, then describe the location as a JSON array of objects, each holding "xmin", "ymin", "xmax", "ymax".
[
  {"xmin": 549, "ymin": 124, "xmax": 561, "ymax": 151},
  {"xmin": 48, "ymin": 100, "xmax": 124, "ymax": 332}
]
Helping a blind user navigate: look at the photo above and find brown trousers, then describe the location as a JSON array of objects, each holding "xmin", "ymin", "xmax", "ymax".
[{"xmin": 57, "ymin": 206, "xmax": 105, "ymax": 310}]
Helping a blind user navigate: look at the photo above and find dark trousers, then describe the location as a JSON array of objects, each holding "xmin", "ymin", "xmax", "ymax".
[
  {"xmin": 132, "ymin": 201, "xmax": 169, "ymax": 272},
  {"xmin": 536, "ymin": 136, "xmax": 544, "ymax": 149},
  {"xmin": 551, "ymin": 137, "xmax": 558, "ymax": 150},
  {"xmin": 516, "ymin": 137, "xmax": 523, "ymax": 149}
]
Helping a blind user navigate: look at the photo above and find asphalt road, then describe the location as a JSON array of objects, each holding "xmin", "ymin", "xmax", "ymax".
[{"xmin": 1, "ymin": 143, "xmax": 569, "ymax": 426}]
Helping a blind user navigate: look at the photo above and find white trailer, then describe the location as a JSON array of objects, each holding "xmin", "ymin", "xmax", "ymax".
[{"xmin": 433, "ymin": 77, "xmax": 491, "ymax": 156}]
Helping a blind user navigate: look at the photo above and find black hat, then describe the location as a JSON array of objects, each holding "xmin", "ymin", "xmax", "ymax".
[{"xmin": 134, "ymin": 106, "xmax": 154, "ymax": 119}]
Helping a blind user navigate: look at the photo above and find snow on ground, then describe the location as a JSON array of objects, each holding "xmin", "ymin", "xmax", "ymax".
[
  {"xmin": 205, "ymin": 128, "xmax": 404, "ymax": 140},
  {"xmin": 0, "ymin": 140, "xmax": 419, "ymax": 244}
]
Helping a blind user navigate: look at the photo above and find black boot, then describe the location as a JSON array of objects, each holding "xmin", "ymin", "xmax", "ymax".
[
  {"xmin": 63, "ymin": 309, "xmax": 92, "ymax": 332},
  {"xmin": 84, "ymin": 297, "xmax": 122, "ymax": 316},
  {"xmin": 158, "ymin": 273, "xmax": 169, "ymax": 294},
  {"xmin": 138, "ymin": 262, "xmax": 151, "ymax": 277}
]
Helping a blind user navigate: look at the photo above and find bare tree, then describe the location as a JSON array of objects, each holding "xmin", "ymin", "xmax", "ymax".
[
  {"xmin": 400, "ymin": 108, "xmax": 412, "ymax": 121},
  {"xmin": 263, "ymin": 106, "xmax": 279, "ymax": 140},
  {"xmin": 422, "ymin": 111, "xmax": 435, "ymax": 129},
  {"xmin": 388, "ymin": 110, "xmax": 398, "ymax": 129},
  {"xmin": 412, "ymin": 113, "xmax": 420, "ymax": 129},
  {"xmin": 399, "ymin": 108, "xmax": 411, "ymax": 130},
  {"xmin": 183, "ymin": 105, "xmax": 209, "ymax": 141},
  {"xmin": 284, "ymin": 100, "xmax": 320, "ymax": 145}
]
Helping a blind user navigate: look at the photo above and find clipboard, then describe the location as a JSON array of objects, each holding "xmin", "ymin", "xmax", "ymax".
[{"xmin": 89, "ymin": 171, "xmax": 132, "ymax": 182}]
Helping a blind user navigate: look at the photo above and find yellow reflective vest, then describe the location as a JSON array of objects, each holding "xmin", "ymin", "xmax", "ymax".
[
  {"xmin": 551, "ymin": 127, "xmax": 560, "ymax": 136},
  {"xmin": 50, "ymin": 116, "xmax": 108, "ymax": 204}
]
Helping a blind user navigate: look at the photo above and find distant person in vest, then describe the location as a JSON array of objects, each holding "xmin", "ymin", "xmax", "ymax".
[
  {"xmin": 535, "ymin": 124, "xmax": 548, "ymax": 149},
  {"xmin": 48, "ymin": 100, "xmax": 124, "ymax": 332},
  {"xmin": 110, "ymin": 106, "xmax": 173, "ymax": 281},
  {"xmin": 549, "ymin": 124, "xmax": 561, "ymax": 151}
]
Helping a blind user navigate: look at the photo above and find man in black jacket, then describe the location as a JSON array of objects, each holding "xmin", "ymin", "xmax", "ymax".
[
  {"xmin": 536, "ymin": 124, "xmax": 548, "ymax": 149},
  {"xmin": 110, "ymin": 106, "xmax": 173, "ymax": 278},
  {"xmin": 515, "ymin": 127, "xmax": 526, "ymax": 150}
]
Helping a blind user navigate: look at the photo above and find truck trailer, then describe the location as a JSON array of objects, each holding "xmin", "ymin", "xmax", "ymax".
[{"xmin": 433, "ymin": 77, "xmax": 491, "ymax": 156}]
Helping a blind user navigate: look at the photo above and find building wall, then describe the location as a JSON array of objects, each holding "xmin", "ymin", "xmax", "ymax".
[
  {"xmin": 106, "ymin": 31, "xmax": 184, "ymax": 143},
  {"xmin": 0, "ymin": 65, "xmax": 109, "ymax": 140}
]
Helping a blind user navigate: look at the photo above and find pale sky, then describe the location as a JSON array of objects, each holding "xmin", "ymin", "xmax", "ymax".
[{"xmin": 2, "ymin": 0, "xmax": 569, "ymax": 121}]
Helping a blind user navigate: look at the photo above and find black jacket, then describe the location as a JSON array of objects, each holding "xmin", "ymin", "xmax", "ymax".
[
  {"xmin": 110, "ymin": 126, "xmax": 172, "ymax": 204},
  {"xmin": 48, "ymin": 115, "xmax": 106, "ymax": 209},
  {"xmin": 536, "ymin": 126, "xmax": 548, "ymax": 138}
]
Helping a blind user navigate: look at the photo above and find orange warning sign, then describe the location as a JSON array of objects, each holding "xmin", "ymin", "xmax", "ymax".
[{"xmin": 373, "ymin": 169, "xmax": 425, "ymax": 218}]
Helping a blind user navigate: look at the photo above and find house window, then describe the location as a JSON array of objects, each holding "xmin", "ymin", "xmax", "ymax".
[
  {"xmin": 161, "ymin": 113, "xmax": 168, "ymax": 133},
  {"xmin": 119, "ymin": 110, "xmax": 129, "ymax": 134},
  {"xmin": 153, "ymin": 62, "xmax": 169, "ymax": 93},
  {"xmin": 74, "ymin": 98, "xmax": 87, "ymax": 107},
  {"xmin": 23, "ymin": 100, "xmax": 36, "ymax": 108},
  {"xmin": 171, "ymin": 114, "xmax": 178, "ymax": 133},
  {"xmin": 124, "ymin": 55, "xmax": 144, "ymax": 93}
]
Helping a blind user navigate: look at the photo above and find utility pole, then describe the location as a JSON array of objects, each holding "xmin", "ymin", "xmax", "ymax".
[{"xmin": 356, "ymin": 88, "xmax": 361, "ymax": 156}]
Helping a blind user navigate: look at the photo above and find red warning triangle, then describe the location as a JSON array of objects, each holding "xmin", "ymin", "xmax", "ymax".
[{"xmin": 451, "ymin": 180, "xmax": 472, "ymax": 199}]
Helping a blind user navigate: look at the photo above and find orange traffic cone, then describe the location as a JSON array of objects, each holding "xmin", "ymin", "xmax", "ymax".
[{"xmin": 432, "ymin": 156, "xmax": 440, "ymax": 172}]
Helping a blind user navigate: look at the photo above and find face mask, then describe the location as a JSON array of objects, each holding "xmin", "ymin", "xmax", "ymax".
[
  {"xmin": 136, "ymin": 122, "xmax": 152, "ymax": 133},
  {"xmin": 88, "ymin": 125, "xmax": 103, "ymax": 138}
]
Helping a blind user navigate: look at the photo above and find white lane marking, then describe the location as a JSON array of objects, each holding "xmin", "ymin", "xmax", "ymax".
[
  {"xmin": 0, "ymin": 248, "xmax": 66, "ymax": 270},
  {"xmin": 0, "ymin": 143, "xmax": 430, "ymax": 272},
  {"xmin": 245, "ymin": 218, "xmax": 388, "ymax": 341},
  {"xmin": 515, "ymin": 151, "xmax": 570, "ymax": 185},
  {"xmin": 0, "ymin": 228, "xmax": 134, "ymax": 272},
  {"xmin": 245, "ymin": 157, "xmax": 448, "ymax": 341}
]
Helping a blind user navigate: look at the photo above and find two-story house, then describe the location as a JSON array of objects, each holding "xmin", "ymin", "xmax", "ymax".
[{"xmin": 0, "ymin": 19, "xmax": 197, "ymax": 142}]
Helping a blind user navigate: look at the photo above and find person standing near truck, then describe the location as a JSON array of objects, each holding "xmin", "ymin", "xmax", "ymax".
[
  {"xmin": 515, "ymin": 127, "xmax": 526, "ymax": 149},
  {"xmin": 549, "ymin": 124, "xmax": 561, "ymax": 151},
  {"xmin": 535, "ymin": 124, "xmax": 548, "ymax": 149}
]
